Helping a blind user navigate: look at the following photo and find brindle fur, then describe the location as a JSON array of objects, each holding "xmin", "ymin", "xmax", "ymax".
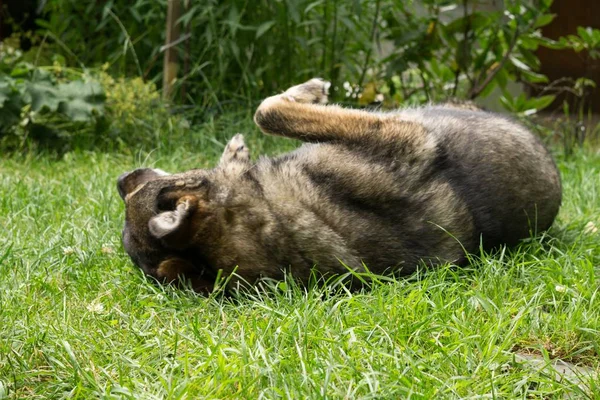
[{"xmin": 117, "ymin": 78, "xmax": 562, "ymax": 293}]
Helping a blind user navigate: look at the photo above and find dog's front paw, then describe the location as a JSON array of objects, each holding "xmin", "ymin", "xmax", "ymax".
[
  {"xmin": 283, "ymin": 78, "xmax": 330, "ymax": 104},
  {"xmin": 221, "ymin": 134, "xmax": 250, "ymax": 164}
]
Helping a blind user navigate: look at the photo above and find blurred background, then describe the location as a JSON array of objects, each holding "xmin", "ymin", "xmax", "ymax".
[{"xmin": 1, "ymin": 0, "xmax": 599, "ymax": 152}]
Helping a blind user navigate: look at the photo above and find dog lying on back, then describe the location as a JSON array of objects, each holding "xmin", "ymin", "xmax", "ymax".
[{"xmin": 117, "ymin": 78, "xmax": 562, "ymax": 292}]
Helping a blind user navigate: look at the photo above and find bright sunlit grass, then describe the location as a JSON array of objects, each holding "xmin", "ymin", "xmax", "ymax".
[{"xmin": 0, "ymin": 120, "xmax": 599, "ymax": 398}]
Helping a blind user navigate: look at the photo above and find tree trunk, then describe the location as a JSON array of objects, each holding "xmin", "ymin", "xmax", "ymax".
[{"xmin": 163, "ymin": 0, "xmax": 182, "ymax": 100}]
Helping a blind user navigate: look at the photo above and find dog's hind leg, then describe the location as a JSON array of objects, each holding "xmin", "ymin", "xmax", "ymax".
[{"xmin": 254, "ymin": 78, "xmax": 429, "ymax": 150}]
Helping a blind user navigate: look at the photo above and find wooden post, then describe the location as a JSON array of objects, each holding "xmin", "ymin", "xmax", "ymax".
[
  {"xmin": 182, "ymin": 0, "xmax": 191, "ymax": 102},
  {"xmin": 0, "ymin": 0, "xmax": 4, "ymax": 41},
  {"xmin": 163, "ymin": 0, "xmax": 182, "ymax": 100}
]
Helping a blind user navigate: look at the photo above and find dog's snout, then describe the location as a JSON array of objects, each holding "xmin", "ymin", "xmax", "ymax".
[
  {"xmin": 117, "ymin": 171, "xmax": 132, "ymax": 200},
  {"xmin": 117, "ymin": 168, "xmax": 171, "ymax": 201}
]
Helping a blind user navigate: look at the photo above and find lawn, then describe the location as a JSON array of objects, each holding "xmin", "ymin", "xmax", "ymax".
[{"xmin": 1, "ymin": 117, "xmax": 599, "ymax": 399}]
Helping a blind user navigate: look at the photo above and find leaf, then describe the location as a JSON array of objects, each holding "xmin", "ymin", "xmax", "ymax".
[
  {"xmin": 501, "ymin": 93, "xmax": 528, "ymax": 112},
  {"xmin": 518, "ymin": 49, "xmax": 541, "ymax": 70},
  {"xmin": 339, "ymin": 16, "xmax": 357, "ymax": 31},
  {"xmin": 509, "ymin": 56, "xmax": 531, "ymax": 71},
  {"xmin": 0, "ymin": 91, "xmax": 8, "ymax": 107},
  {"xmin": 101, "ymin": 0, "xmax": 114, "ymax": 20},
  {"xmin": 286, "ymin": 0, "xmax": 301, "ymax": 24},
  {"xmin": 255, "ymin": 21, "xmax": 276, "ymax": 39},
  {"xmin": 495, "ymin": 67, "xmax": 509, "ymax": 89},
  {"xmin": 59, "ymin": 98, "xmax": 102, "ymax": 121},
  {"xmin": 577, "ymin": 26, "xmax": 593, "ymax": 43},
  {"xmin": 574, "ymin": 77, "xmax": 596, "ymax": 90},
  {"xmin": 520, "ymin": 36, "xmax": 540, "ymax": 51},
  {"xmin": 35, "ymin": 18, "xmax": 52, "ymax": 30},
  {"xmin": 0, "ymin": 78, "xmax": 14, "ymax": 107},
  {"xmin": 471, "ymin": 292, "xmax": 498, "ymax": 316},
  {"xmin": 515, "ymin": 93, "xmax": 527, "ymax": 110},
  {"xmin": 10, "ymin": 63, "xmax": 33, "ymax": 78},
  {"xmin": 129, "ymin": 6, "xmax": 142, "ymax": 23},
  {"xmin": 57, "ymin": 80, "xmax": 106, "ymax": 122},
  {"xmin": 524, "ymin": 95, "xmax": 556, "ymax": 112},
  {"xmin": 478, "ymin": 79, "xmax": 497, "ymax": 99},
  {"xmin": 59, "ymin": 80, "xmax": 104, "ymax": 100},
  {"xmin": 520, "ymin": 69, "xmax": 549, "ymax": 84},
  {"xmin": 229, "ymin": 42, "xmax": 240, "ymax": 60},
  {"xmin": 305, "ymin": 1, "xmax": 324, "ymax": 14},
  {"xmin": 541, "ymin": 0, "xmax": 554, "ymax": 8},
  {"xmin": 444, "ymin": 12, "xmax": 492, "ymax": 35},
  {"xmin": 226, "ymin": 5, "xmax": 240, "ymax": 36},
  {"xmin": 177, "ymin": 7, "xmax": 196, "ymax": 27},
  {"xmin": 537, "ymin": 36, "xmax": 569, "ymax": 50},
  {"xmin": 27, "ymin": 81, "xmax": 61, "ymax": 112},
  {"xmin": 534, "ymin": 14, "xmax": 555, "ymax": 29}
]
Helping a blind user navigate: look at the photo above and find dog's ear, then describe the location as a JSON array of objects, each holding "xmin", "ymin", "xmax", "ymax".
[
  {"xmin": 148, "ymin": 195, "xmax": 199, "ymax": 248},
  {"xmin": 117, "ymin": 168, "xmax": 170, "ymax": 200}
]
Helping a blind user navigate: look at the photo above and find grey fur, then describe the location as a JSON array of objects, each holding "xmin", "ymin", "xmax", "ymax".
[{"xmin": 117, "ymin": 79, "xmax": 562, "ymax": 292}]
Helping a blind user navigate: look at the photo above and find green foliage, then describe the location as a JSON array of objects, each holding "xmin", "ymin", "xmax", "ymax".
[
  {"xmin": 35, "ymin": 0, "xmax": 158, "ymax": 74},
  {"xmin": 0, "ymin": 41, "xmax": 106, "ymax": 149},
  {"xmin": 558, "ymin": 26, "xmax": 600, "ymax": 59},
  {"xmin": 500, "ymin": 93, "xmax": 555, "ymax": 115},
  {"xmin": 95, "ymin": 69, "xmax": 186, "ymax": 148},
  {"xmin": 32, "ymin": 0, "xmax": 572, "ymax": 114},
  {"xmin": 0, "ymin": 38, "xmax": 188, "ymax": 151},
  {"xmin": 3, "ymin": 0, "xmax": 599, "ymax": 150},
  {"xmin": 376, "ymin": 0, "xmax": 560, "ymax": 108}
]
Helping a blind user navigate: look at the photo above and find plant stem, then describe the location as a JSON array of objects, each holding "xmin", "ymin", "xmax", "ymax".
[
  {"xmin": 108, "ymin": 9, "xmax": 143, "ymax": 79},
  {"xmin": 358, "ymin": 0, "xmax": 382, "ymax": 91},
  {"xmin": 329, "ymin": 0, "xmax": 338, "ymax": 88},
  {"xmin": 468, "ymin": 27, "xmax": 519, "ymax": 99},
  {"xmin": 419, "ymin": 68, "xmax": 431, "ymax": 101},
  {"xmin": 322, "ymin": 1, "xmax": 329, "ymax": 73}
]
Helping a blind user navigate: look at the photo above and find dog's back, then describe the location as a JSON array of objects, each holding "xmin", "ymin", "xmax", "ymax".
[
  {"xmin": 398, "ymin": 106, "xmax": 561, "ymax": 246},
  {"xmin": 250, "ymin": 106, "xmax": 560, "ymax": 276}
]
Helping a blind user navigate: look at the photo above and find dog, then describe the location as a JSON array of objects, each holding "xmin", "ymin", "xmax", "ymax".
[{"xmin": 117, "ymin": 78, "xmax": 562, "ymax": 292}]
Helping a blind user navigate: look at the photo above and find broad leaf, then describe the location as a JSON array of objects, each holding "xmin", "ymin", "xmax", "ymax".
[
  {"xmin": 57, "ymin": 80, "xmax": 106, "ymax": 122},
  {"xmin": 27, "ymin": 81, "xmax": 61, "ymax": 112},
  {"xmin": 534, "ymin": 14, "xmax": 555, "ymax": 29},
  {"xmin": 0, "ymin": 78, "xmax": 14, "ymax": 107}
]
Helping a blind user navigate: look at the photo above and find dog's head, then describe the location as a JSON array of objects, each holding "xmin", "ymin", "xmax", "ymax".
[{"xmin": 117, "ymin": 167, "xmax": 216, "ymax": 292}]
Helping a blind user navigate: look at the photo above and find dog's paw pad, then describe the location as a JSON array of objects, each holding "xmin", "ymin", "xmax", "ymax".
[{"xmin": 284, "ymin": 78, "xmax": 330, "ymax": 104}]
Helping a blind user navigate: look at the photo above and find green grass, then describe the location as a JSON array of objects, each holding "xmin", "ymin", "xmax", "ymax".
[{"xmin": 1, "ymin": 118, "xmax": 599, "ymax": 399}]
